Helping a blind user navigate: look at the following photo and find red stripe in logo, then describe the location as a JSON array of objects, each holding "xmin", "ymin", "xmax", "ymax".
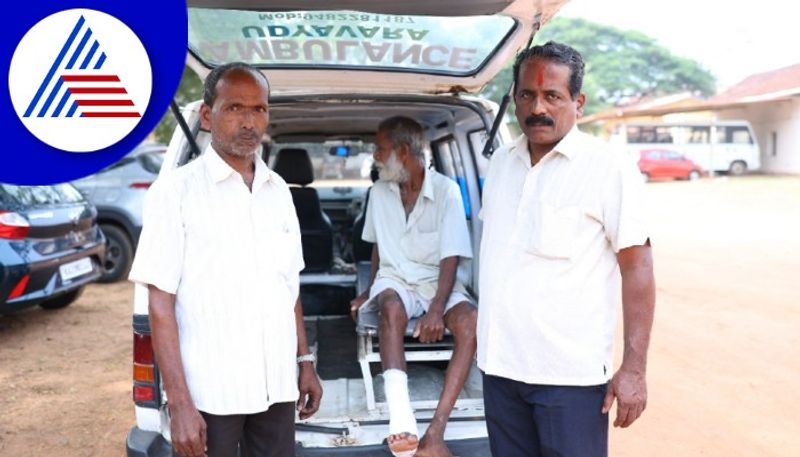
[
  {"xmin": 69, "ymin": 87, "xmax": 128, "ymax": 94},
  {"xmin": 61, "ymin": 75, "xmax": 120, "ymax": 82},
  {"xmin": 82, "ymin": 112, "xmax": 141, "ymax": 118},
  {"xmin": 76, "ymin": 99, "xmax": 135, "ymax": 106}
]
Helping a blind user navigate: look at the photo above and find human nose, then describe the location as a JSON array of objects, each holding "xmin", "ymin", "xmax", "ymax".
[
  {"xmin": 239, "ymin": 109, "xmax": 256, "ymax": 129},
  {"xmin": 528, "ymin": 97, "xmax": 547, "ymax": 116}
]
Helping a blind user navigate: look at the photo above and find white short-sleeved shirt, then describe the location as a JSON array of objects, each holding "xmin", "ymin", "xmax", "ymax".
[
  {"xmin": 128, "ymin": 146, "xmax": 304, "ymax": 415},
  {"xmin": 478, "ymin": 127, "xmax": 649, "ymax": 386},
  {"xmin": 362, "ymin": 169, "xmax": 473, "ymax": 300}
]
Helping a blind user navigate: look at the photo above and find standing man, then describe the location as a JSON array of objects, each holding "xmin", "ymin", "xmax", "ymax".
[
  {"xmin": 350, "ymin": 116, "xmax": 477, "ymax": 457},
  {"xmin": 129, "ymin": 62, "xmax": 322, "ymax": 457},
  {"xmin": 478, "ymin": 41, "xmax": 656, "ymax": 457}
]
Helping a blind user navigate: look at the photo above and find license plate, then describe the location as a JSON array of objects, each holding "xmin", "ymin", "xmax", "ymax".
[{"xmin": 59, "ymin": 257, "xmax": 93, "ymax": 281}]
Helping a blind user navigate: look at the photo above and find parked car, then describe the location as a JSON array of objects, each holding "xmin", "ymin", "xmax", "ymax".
[
  {"xmin": 127, "ymin": 1, "xmax": 565, "ymax": 456},
  {"xmin": 0, "ymin": 183, "xmax": 105, "ymax": 314},
  {"xmin": 638, "ymin": 148, "xmax": 705, "ymax": 182},
  {"xmin": 72, "ymin": 143, "xmax": 164, "ymax": 282}
]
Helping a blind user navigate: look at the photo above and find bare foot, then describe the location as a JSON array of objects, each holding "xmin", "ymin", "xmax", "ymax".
[
  {"xmin": 415, "ymin": 434, "xmax": 454, "ymax": 457},
  {"xmin": 387, "ymin": 432, "xmax": 419, "ymax": 456}
]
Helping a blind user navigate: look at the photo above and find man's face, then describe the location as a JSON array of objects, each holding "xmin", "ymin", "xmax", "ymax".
[
  {"xmin": 514, "ymin": 58, "xmax": 585, "ymax": 150},
  {"xmin": 373, "ymin": 130, "xmax": 408, "ymax": 183},
  {"xmin": 200, "ymin": 69, "xmax": 270, "ymax": 158}
]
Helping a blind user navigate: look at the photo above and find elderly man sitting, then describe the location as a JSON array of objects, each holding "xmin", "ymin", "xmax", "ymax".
[{"xmin": 350, "ymin": 116, "xmax": 477, "ymax": 457}]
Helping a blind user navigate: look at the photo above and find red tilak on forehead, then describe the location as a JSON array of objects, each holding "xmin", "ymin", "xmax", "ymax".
[{"xmin": 536, "ymin": 68, "xmax": 544, "ymax": 86}]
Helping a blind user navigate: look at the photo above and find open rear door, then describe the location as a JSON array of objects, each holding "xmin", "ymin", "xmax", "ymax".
[{"xmin": 185, "ymin": 0, "xmax": 570, "ymax": 94}]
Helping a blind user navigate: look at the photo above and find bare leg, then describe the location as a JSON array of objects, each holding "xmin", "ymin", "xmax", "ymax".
[
  {"xmin": 378, "ymin": 288, "xmax": 408, "ymax": 371},
  {"xmin": 378, "ymin": 289, "xmax": 418, "ymax": 455},
  {"xmin": 416, "ymin": 301, "xmax": 477, "ymax": 457}
]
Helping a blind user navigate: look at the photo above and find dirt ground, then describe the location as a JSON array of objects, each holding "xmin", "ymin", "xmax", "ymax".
[{"xmin": 1, "ymin": 176, "xmax": 798, "ymax": 457}]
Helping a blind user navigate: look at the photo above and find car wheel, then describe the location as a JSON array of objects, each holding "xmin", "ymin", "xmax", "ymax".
[
  {"xmin": 99, "ymin": 224, "xmax": 133, "ymax": 283},
  {"xmin": 641, "ymin": 172, "xmax": 650, "ymax": 183},
  {"xmin": 39, "ymin": 287, "xmax": 83, "ymax": 310},
  {"xmin": 688, "ymin": 170, "xmax": 701, "ymax": 181},
  {"xmin": 729, "ymin": 161, "xmax": 747, "ymax": 176}
]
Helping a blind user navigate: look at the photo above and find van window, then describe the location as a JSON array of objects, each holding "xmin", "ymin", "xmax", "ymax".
[
  {"xmin": 188, "ymin": 8, "xmax": 516, "ymax": 75},
  {"xmin": 468, "ymin": 130, "xmax": 490, "ymax": 190},
  {"xmin": 669, "ymin": 126, "xmax": 710, "ymax": 144},
  {"xmin": 433, "ymin": 137, "xmax": 471, "ymax": 218},
  {"xmin": 627, "ymin": 126, "xmax": 673, "ymax": 144},
  {"xmin": 717, "ymin": 126, "xmax": 754, "ymax": 144},
  {"xmin": 269, "ymin": 142, "xmax": 374, "ymax": 186}
]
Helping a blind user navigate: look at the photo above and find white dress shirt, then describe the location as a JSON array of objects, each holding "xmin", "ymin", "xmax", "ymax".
[
  {"xmin": 362, "ymin": 169, "xmax": 473, "ymax": 300},
  {"xmin": 129, "ymin": 146, "xmax": 304, "ymax": 415},
  {"xmin": 478, "ymin": 127, "xmax": 649, "ymax": 386}
]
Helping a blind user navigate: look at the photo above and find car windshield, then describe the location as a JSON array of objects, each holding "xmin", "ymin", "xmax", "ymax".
[
  {"xmin": 0, "ymin": 184, "xmax": 84, "ymax": 210},
  {"xmin": 269, "ymin": 141, "xmax": 374, "ymax": 192},
  {"xmin": 188, "ymin": 8, "xmax": 516, "ymax": 76}
]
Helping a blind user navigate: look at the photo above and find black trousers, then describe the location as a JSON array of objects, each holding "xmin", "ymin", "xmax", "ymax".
[
  {"xmin": 483, "ymin": 374, "xmax": 608, "ymax": 457},
  {"xmin": 196, "ymin": 402, "xmax": 295, "ymax": 457}
]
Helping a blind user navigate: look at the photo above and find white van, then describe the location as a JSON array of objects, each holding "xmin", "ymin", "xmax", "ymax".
[
  {"xmin": 126, "ymin": 1, "xmax": 566, "ymax": 456},
  {"xmin": 612, "ymin": 121, "xmax": 760, "ymax": 175}
]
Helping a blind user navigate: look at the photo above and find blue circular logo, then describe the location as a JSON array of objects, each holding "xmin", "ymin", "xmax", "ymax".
[{"xmin": 1, "ymin": 0, "xmax": 187, "ymax": 184}]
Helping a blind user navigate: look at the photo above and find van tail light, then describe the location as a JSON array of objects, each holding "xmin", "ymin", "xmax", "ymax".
[
  {"xmin": 133, "ymin": 331, "xmax": 159, "ymax": 407},
  {"xmin": 129, "ymin": 182, "xmax": 153, "ymax": 189},
  {"xmin": 133, "ymin": 385, "xmax": 156, "ymax": 403},
  {"xmin": 0, "ymin": 211, "xmax": 30, "ymax": 240},
  {"xmin": 134, "ymin": 363, "xmax": 155, "ymax": 383},
  {"xmin": 7, "ymin": 274, "xmax": 30, "ymax": 300}
]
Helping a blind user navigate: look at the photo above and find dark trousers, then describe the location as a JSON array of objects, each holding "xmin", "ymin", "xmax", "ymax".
[
  {"xmin": 197, "ymin": 402, "xmax": 295, "ymax": 457},
  {"xmin": 483, "ymin": 373, "xmax": 608, "ymax": 457}
]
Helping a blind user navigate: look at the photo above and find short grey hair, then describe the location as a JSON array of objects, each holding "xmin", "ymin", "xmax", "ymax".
[
  {"xmin": 204, "ymin": 62, "xmax": 270, "ymax": 107},
  {"xmin": 378, "ymin": 116, "xmax": 426, "ymax": 158}
]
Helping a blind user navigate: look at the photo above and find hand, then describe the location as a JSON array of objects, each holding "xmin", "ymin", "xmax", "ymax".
[
  {"xmin": 297, "ymin": 362, "xmax": 323, "ymax": 420},
  {"xmin": 413, "ymin": 308, "xmax": 445, "ymax": 343},
  {"xmin": 169, "ymin": 402, "xmax": 207, "ymax": 457},
  {"xmin": 602, "ymin": 367, "xmax": 647, "ymax": 428},
  {"xmin": 350, "ymin": 292, "xmax": 369, "ymax": 321}
]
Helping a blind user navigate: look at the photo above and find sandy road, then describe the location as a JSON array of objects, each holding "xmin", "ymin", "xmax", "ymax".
[{"xmin": 1, "ymin": 176, "xmax": 798, "ymax": 456}]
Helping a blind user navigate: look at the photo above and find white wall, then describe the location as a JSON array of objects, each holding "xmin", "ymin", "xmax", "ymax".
[{"xmin": 718, "ymin": 97, "xmax": 800, "ymax": 174}]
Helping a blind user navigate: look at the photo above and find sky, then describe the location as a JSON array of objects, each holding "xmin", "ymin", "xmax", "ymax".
[{"xmin": 556, "ymin": 0, "xmax": 800, "ymax": 89}]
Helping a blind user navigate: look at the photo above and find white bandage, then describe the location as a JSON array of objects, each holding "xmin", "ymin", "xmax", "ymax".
[{"xmin": 383, "ymin": 369, "xmax": 418, "ymax": 436}]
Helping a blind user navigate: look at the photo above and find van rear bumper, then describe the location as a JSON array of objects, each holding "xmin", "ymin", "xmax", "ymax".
[
  {"xmin": 126, "ymin": 427, "xmax": 172, "ymax": 457},
  {"xmin": 126, "ymin": 426, "xmax": 491, "ymax": 456}
]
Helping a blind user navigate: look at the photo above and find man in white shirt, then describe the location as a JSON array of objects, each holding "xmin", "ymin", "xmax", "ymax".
[
  {"xmin": 129, "ymin": 62, "xmax": 322, "ymax": 457},
  {"xmin": 350, "ymin": 116, "xmax": 476, "ymax": 457},
  {"xmin": 478, "ymin": 42, "xmax": 656, "ymax": 457}
]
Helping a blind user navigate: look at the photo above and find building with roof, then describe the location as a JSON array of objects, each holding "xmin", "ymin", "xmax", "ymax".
[{"xmin": 580, "ymin": 64, "xmax": 800, "ymax": 174}]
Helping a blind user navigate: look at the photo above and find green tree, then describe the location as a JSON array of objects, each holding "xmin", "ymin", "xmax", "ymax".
[
  {"xmin": 481, "ymin": 17, "xmax": 716, "ymax": 118},
  {"xmin": 152, "ymin": 65, "xmax": 204, "ymax": 144}
]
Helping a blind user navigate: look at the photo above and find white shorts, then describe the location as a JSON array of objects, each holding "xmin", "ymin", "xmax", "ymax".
[{"xmin": 366, "ymin": 277, "xmax": 474, "ymax": 319}]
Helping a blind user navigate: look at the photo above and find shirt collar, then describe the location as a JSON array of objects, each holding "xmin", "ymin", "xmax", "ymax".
[
  {"xmin": 204, "ymin": 144, "xmax": 271, "ymax": 187},
  {"xmin": 388, "ymin": 168, "xmax": 435, "ymax": 202},
  {"xmin": 551, "ymin": 125, "xmax": 582, "ymax": 160},
  {"xmin": 509, "ymin": 125, "xmax": 582, "ymax": 166}
]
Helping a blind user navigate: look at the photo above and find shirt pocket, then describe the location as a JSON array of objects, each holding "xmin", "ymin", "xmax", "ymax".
[
  {"xmin": 519, "ymin": 201, "xmax": 580, "ymax": 260},
  {"xmin": 260, "ymin": 226, "xmax": 299, "ymax": 276},
  {"xmin": 404, "ymin": 229, "xmax": 439, "ymax": 265}
]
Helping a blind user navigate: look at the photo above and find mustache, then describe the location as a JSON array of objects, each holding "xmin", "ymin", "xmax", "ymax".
[
  {"xmin": 236, "ymin": 130, "xmax": 260, "ymax": 142},
  {"xmin": 525, "ymin": 115, "xmax": 555, "ymax": 127}
]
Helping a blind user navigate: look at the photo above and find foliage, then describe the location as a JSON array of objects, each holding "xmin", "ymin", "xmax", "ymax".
[
  {"xmin": 151, "ymin": 66, "xmax": 203, "ymax": 144},
  {"xmin": 481, "ymin": 17, "xmax": 716, "ymax": 118}
]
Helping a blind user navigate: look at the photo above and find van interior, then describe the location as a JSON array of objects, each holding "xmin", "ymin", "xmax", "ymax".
[{"xmin": 177, "ymin": 95, "xmax": 491, "ymax": 439}]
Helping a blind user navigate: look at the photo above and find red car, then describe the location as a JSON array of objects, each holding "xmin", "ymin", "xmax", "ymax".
[{"xmin": 638, "ymin": 149, "xmax": 704, "ymax": 182}]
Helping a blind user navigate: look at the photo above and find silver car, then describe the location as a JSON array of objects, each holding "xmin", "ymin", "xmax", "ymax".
[{"xmin": 72, "ymin": 143, "xmax": 164, "ymax": 282}]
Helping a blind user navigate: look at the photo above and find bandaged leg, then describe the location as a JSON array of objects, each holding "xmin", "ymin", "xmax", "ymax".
[{"xmin": 384, "ymin": 369, "xmax": 418, "ymax": 456}]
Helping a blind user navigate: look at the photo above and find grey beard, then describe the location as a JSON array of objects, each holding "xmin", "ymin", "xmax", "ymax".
[{"xmin": 377, "ymin": 153, "xmax": 408, "ymax": 182}]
